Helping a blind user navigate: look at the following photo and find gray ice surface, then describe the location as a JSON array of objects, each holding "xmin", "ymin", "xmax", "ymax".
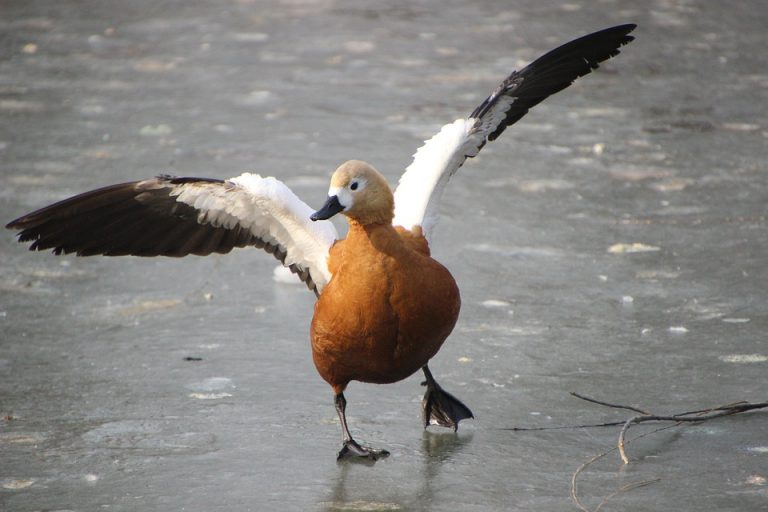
[{"xmin": 2, "ymin": 1, "xmax": 767, "ymax": 511}]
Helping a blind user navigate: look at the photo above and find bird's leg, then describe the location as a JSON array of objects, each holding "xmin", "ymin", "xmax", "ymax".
[
  {"xmin": 421, "ymin": 365, "xmax": 474, "ymax": 431},
  {"xmin": 334, "ymin": 392, "xmax": 390, "ymax": 461}
]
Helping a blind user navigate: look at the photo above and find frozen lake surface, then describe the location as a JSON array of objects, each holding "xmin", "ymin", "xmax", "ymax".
[{"xmin": 2, "ymin": 1, "xmax": 767, "ymax": 511}]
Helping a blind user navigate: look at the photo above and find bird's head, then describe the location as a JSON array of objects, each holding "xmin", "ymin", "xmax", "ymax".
[{"xmin": 311, "ymin": 160, "xmax": 394, "ymax": 226}]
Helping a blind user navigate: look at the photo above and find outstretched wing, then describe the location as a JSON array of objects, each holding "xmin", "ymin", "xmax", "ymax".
[
  {"xmin": 6, "ymin": 173, "xmax": 338, "ymax": 294},
  {"xmin": 393, "ymin": 24, "xmax": 636, "ymax": 241}
]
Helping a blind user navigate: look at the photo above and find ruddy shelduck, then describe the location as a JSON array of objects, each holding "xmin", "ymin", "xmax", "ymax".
[{"xmin": 7, "ymin": 25, "xmax": 635, "ymax": 460}]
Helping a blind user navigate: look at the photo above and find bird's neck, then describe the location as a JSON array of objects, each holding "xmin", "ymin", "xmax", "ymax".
[
  {"xmin": 346, "ymin": 210, "xmax": 393, "ymax": 228},
  {"xmin": 345, "ymin": 220, "xmax": 402, "ymax": 252}
]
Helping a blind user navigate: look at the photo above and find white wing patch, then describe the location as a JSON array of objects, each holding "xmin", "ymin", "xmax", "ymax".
[
  {"xmin": 172, "ymin": 173, "xmax": 338, "ymax": 290},
  {"xmin": 392, "ymin": 118, "xmax": 483, "ymax": 243}
]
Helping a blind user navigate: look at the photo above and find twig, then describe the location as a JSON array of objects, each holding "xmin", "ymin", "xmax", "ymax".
[
  {"xmin": 593, "ymin": 478, "xmax": 661, "ymax": 512},
  {"xmin": 503, "ymin": 420, "xmax": 625, "ymax": 432},
  {"xmin": 570, "ymin": 392, "xmax": 651, "ymax": 415},
  {"xmin": 570, "ymin": 449, "xmax": 609, "ymax": 512},
  {"xmin": 612, "ymin": 401, "xmax": 768, "ymax": 464},
  {"xmin": 571, "ymin": 421, "xmax": 678, "ymax": 512}
]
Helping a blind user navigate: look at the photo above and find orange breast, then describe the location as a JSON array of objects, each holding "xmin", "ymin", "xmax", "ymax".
[{"xmin": 310, "ymin": 223, "xmax": 460, "ymax": 392}]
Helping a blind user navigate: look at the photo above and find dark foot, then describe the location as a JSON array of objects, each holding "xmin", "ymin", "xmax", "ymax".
[
  {"xmin": 422, "ymin": 366, "xmax": 474, "ymax": 431},
  {"xmin": 337, "ymin": 439, "xmax": 390, "ymax": 461}
]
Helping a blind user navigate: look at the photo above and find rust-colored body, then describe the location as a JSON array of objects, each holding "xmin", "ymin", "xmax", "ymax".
[{"xmin": 311, "ymin": 222, "xmax": 460, "ymax": 395}]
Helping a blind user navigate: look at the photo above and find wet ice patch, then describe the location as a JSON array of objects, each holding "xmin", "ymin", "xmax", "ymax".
[
  {"xmin": 651, "ymin": 178, "xmax": 693, "ymax": 192},
  {"xmin": 29, "ymin": 268, "xmax": 86, "ymax": 279},
  {"xmin": 685, "ymin": 425, "xmax": 724, "ymax": 436},
  {"xmin": 573, "ymin": 156, "xmax": 601, "ymax": 168},
  {"xmin": 117, "ymin": 299, "xmax": 181, "ymax": 316},
  {"xmin": 344, "ymin": 40, "xmax": 375, "ymax": 53},
  {"xmin": 481, "ymin": 299, "xmax": 510, "ymax": 308},
  {"xmin": 187, "ymin": 378, "xmax": 235, "ymax": 398},
  {"xmin": 608, "ymin": 242, "xmax": 661, "ymax": 254},
  {"xmin": 82, "ymin": 420, "xmax": 214, "ymax": 450},
  {"xmin": 609, "ymin": 165, "xmax": 670, "ymax": 181},
  {"xmin": 241, "ymin": 90, "xmax": 273, "ymax": 106},
  {"xmin": 747, "ymin": 446, "xmax": 768, "ymax": 454},
  {"xmin": 139, "ymin": 124, "xmax": 172, "ymax": 136},
  {"xmin": 0, "ymin": 99, "xmax": 45, "ymax": 113},
  {"xmin": 571, "ymin": 106, "xmax": 628, "ymax": 118},
  {"xmin": 460, "ymin": 323, "xmax": 545, "ymax": 337},
  {"xmin": 186, "ymin": 377, "xmax": 235, "ymax": 392},
  {"xmin": 681, "ymin": 300, "xmax": 728, "ymax": 321},
  {"xmin": 82, "ymin": 420, "xmax": 161, "ymax": 447},
  {"xmin": 477, "ymin": 378, "xmax": 505, "ymax": 388},
  {"xmin": 469, "ymin": 243, "xmax": 561, "ymax": 258},
  {"xmin": 516, "ymin": 179, "xmax": 574, "ymax": 192},
  {"xmin": 518, "ymin": 122, "xmax": 554, "ymax": 132},
  {"xmin": 668, "ymin": 326, "xmax": 688, "ymax": 334},
  {"xmin": 636, "ymin": 269, "xmax": 680, "ymax": 280},
  {"xmin": 322, "ymin": 501, "xmax": 401, "ymax": 511},
  {"xmin": 0, "ymin": 432, "xmax": 46, "ymax": 444},
  {"xmin": 722, "ymin": 122, "xmax": 761, "ymax": 132},
  {"xmin": 232, "ymin": 32, "xmax": 269, "ymax": 43},
  {"xmin": 189, "ymin": 392, "xmax": 233, "ymax": 400},
  {"xmin": 133, "ymin": 59, "xmax": 177, "ymax": 72},
  {"xmin": 1, "ymin": 478, "xmax": 35, "ymax": 490},
  {"xmin": 719, "ymin": 354, "xmax": 768, "ymax": 363},
  {"xmin": 722, "ymin": 317, "xmax": 750, "ymax": 324}
]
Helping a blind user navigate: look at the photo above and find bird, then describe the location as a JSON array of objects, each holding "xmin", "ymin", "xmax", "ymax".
[{"xmin": 6, "ymin": 24, "xmax": 636, "ymax": 460}]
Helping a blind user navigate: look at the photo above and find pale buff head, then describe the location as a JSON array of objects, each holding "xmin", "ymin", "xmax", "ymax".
[{"xmin": 311, "ymin": 160, "xmax": 394, "ymax": 225}]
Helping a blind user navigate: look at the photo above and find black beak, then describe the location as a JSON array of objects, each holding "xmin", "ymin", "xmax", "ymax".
[{"xmin": 310, "ymin": 195, "xmax": 344, "ymax": 221}]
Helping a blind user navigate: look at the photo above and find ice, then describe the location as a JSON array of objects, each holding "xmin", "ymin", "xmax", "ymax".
[{"xmin": 2, "ymin": 3, "xmax": 767, "ymax": 512}]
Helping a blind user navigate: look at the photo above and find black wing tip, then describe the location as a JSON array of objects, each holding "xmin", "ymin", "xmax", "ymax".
[
  {"xmin": 617, "ymin": 23, "xmax": 637, "ymax": 33},
  {"xmin": 7, "ymin": 215, "xmax": 45, "ymax": 231},
  {"xmin": 473, "ymin": 23, "xmax": 637, "ymax": 140},
  {"xmin": 598, "ymin": 23, "xmax": 637, "ymax": 50},
  {"xmin": 603, "ymin": 23, "xmax": 637, "ymax": 34},
  {"xmin": 6, "ymin": 175, "xmax": 225, "ymax": 232},
  {"xmin": 588, "ymin": 23, "xmax": 637, "ymax": 43},
  {"xmin": 563, "ymin": 23, "xmax": 638, "ymax": 61},
  {"xmin": 6, "ymin": 218, "xmax": 22, "ymax": 230}
]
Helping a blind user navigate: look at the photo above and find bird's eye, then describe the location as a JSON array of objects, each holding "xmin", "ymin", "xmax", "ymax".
[{"xmin": 350, "ymin": 181, "xmax": 359, "ymax": 191}]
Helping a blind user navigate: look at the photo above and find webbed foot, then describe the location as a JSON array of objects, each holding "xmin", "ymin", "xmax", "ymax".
[
  {"xmin": 421, "ymin": 365, "xmax": 474, "ymax": 431},
  {"xmin": 337, "ymin": 439, "xmax": 390, "ymax": 461}
]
